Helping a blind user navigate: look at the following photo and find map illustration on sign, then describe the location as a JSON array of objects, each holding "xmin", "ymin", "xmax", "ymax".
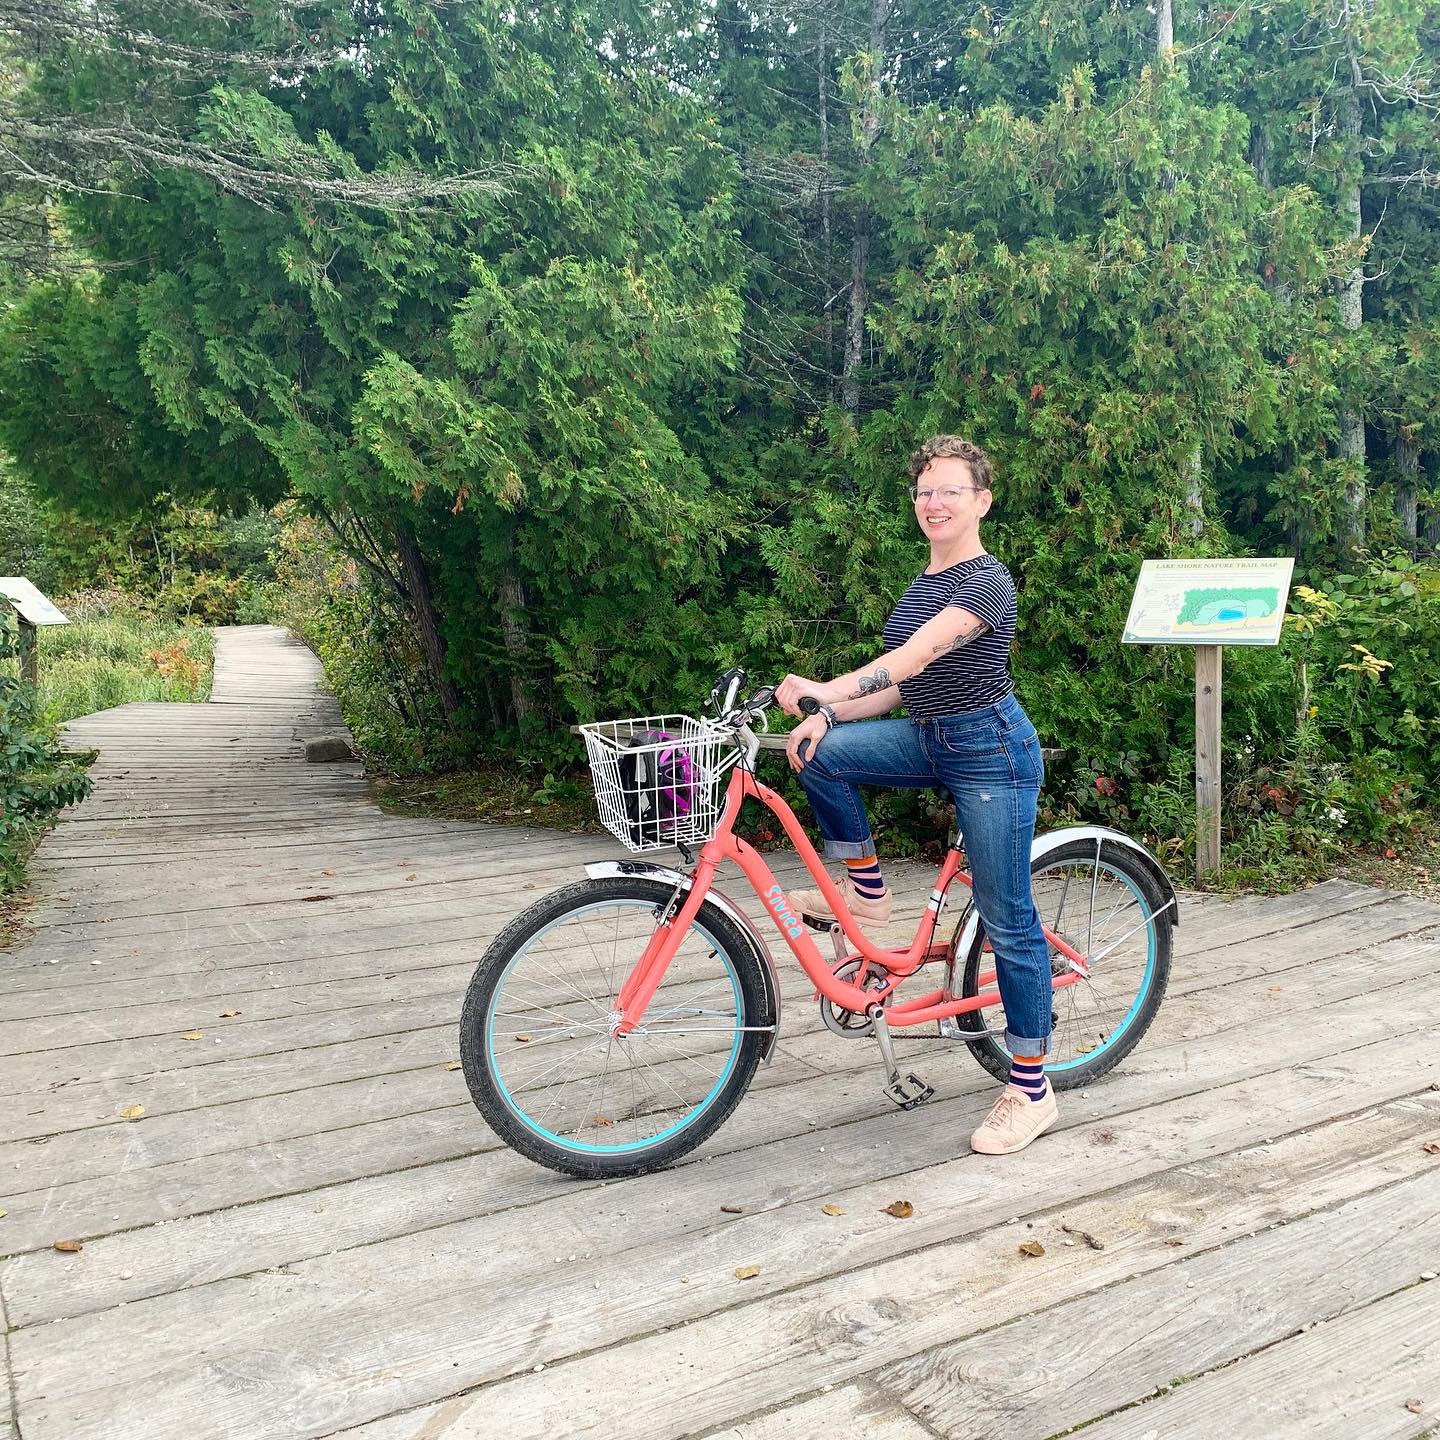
[{"xmin": 1123, "ymin": 558, "xmax": 1294, "ymax": 646}]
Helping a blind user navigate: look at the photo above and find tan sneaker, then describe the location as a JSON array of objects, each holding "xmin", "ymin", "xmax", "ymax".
[
  {"xmin": 787, "ymin": 870, "xmax": 892, "ymax": 927},
  {"xmin": 969, "ymin": 1083, "xmax": 1058, "ymax": 1155}
]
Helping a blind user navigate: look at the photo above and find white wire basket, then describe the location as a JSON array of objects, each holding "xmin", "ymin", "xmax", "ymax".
[{"xmin": 580, "ymin": 714, "xmax": 741, "ymax": 853}]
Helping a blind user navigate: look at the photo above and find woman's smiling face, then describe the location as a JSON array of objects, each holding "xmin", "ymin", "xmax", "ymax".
[{"xmin": 912, "ymin": 456, "xmax": 990, "ymax": 540}]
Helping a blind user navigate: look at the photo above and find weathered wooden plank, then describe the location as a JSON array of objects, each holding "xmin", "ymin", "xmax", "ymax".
[
  {"xmin": 1070, "ymin": 1282, "xmax": 1440, "ymax": 1440},
  {"xmin": 871, "ymin": 1172, "xmax": 1439, "ymax": 1437},
  {"xmin": 716, "ymin": 1384, "xmax": 938, "ymax": 1439},
  {"xmin": 289, "ymin": 1083, "xmax": 1440, "ymax": 1440},
  {"xmin": 9, "ymin": 1020, "xmax": 1438, "ymax": 1440}
]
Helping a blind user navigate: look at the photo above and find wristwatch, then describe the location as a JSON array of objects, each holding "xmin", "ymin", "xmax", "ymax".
[{"xmin": 819, "ymin": 704, "xmax": 839, "ymax": 730}]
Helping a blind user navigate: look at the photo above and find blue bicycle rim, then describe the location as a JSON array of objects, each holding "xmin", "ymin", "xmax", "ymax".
[
  {"xmin": 486, "ymin": 901, "xmax": 744, "ymax": 1156},
  {"xmin": 1013, "ymin": 862, "xmax": 1157, "ymax": 1073}
]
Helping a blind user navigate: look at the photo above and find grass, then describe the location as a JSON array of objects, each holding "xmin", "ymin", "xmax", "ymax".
[
  {"xmin": 371, "ymin": 765, "xmax": 605, "ymax": 836},
  {"xmin": 26, "ymin": 608, "xmax": 215, "ymax": 725}
]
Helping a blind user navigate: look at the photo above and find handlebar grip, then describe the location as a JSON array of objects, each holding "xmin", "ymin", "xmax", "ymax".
[{"xmin": 798, "ymin": 697, "xmax": 821, "ymax": 716}]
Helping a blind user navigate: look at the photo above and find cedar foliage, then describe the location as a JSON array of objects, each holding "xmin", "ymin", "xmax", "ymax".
[{"xmin": 1, "ymin": 0, "xmax": 1439, "ymax": 871}]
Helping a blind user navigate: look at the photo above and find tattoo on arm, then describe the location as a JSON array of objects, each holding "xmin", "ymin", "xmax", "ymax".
[
  {"xmin": 931, "ymin": 619, "xmax": 988, "ymax": 656},
  {"xmin": 853, "ymin": 665, "xmax": 892, "ymax": 697}
]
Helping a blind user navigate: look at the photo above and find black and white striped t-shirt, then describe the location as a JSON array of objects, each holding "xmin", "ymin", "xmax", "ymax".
[{"xmin": 880, "ymin": 554, "xmax": 1017, "ymax": 719}]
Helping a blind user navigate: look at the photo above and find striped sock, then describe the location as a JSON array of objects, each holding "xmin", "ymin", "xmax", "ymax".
[
  {"xmin": 1009, "ymin": 1054, "xmax": 1048, "ymax": 1102},
  {"xmin": 844, "ymin": 855, "xmax": 886, "ymax": 899}
]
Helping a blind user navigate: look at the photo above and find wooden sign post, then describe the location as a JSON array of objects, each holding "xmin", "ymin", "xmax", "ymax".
[
  {"xmin": 0, "ymin": 578, "xmax": 70, "ymax": 696},
  {"xmin": 1123, "ymin": 558, "xmax": 1295, "ymax": 885}
]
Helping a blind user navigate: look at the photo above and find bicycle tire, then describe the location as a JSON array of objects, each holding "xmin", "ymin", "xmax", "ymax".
[
  {"xmin": 954, "ymin": 838, "xmax": 1174, "ymax": 1090},
  {"xmin": 459, "ymin": 875, "xmax": 773, "ymax": 1179}
]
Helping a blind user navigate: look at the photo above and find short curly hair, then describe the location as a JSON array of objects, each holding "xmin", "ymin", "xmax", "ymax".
[{"xmin": 908, "ymin": 435, "xmax": 994, "ymax": 491}]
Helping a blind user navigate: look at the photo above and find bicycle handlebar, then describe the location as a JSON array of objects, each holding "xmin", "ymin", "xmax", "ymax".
[{"xmin": 710, "ymin": 668, "xmax": 823, "ymax": 729}]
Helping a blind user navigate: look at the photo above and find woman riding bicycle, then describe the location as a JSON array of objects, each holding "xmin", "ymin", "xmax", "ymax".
[{"xmin": 774, "ymin": 435, "xmax": 1056, "ymax": 1155}]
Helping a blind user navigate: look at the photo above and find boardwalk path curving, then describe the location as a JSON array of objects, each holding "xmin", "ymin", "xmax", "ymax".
[{"xmin": 1, "ymin": 625, "xmax": 1437, "ymax": 1440}]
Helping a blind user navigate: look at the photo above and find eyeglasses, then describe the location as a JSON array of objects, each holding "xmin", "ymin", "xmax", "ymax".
[{"xmin": 909, "ymin": 486, "xmax": 984, "ymax": 503}]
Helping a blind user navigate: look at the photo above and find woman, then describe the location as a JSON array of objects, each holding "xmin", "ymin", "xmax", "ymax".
[{"xmin": 774, "ymin": 435, "xmax": 1055, "ymax": 1156}]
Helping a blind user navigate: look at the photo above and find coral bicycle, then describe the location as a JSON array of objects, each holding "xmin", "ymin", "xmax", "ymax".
[{"xmin": 459, "ymin": 671, "xmax": 1179, "ymax": 1178}]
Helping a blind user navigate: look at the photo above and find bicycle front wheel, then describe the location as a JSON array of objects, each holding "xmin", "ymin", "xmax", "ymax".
[
  {"xmin": 956, "ymin": 838, "xmax": 1174, "ymax": 1089},
  {"xmin": 459, "ymin": 876, "xmax": 773, "ymax": 1179}
]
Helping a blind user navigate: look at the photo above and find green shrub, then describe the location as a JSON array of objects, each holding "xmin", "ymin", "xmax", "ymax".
[{"xmin": 0, "ymin": 613, "xmax": 93, "ymax": 891}]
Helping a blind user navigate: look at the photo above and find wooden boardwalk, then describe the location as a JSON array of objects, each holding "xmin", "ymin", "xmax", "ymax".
[{"xmin": 2, "ymin": 624, "xmax": 1438, "ymax": 1440}]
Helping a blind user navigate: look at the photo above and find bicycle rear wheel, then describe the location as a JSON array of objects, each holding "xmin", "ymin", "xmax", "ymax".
[
  {"xmin": 955, "ymin": 838, "xmax": 1174, "ymax": 1089},
  {"xmin": 459, "ymin": 876, "xmax": 773, "ymax": 1178}
]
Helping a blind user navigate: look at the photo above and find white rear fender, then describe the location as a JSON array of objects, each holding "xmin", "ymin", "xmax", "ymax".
[
  {"xmin": 948, "ymin": 825, "xmax": 1179, "ymax": 974},
  {"xmin": 1029, "ymin": 826, "xmax": 1180, "ymax": 925}
]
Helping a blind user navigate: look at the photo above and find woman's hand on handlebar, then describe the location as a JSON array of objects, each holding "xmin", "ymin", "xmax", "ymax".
[
  {"xmin": 785, "ymin": 712, "xmax": 829, "ymax": 773},
  {"xmin": 775, "ymin": 673, "xmax": 844, "ymax": 718}
]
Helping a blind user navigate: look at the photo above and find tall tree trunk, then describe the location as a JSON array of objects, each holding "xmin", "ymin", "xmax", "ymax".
[
  {"xmin": 819, "ymin": 37, "xmax": 834, "ymax": 394},
  {"xmin": 498, "ymin": 533, "xmax": 535, "ymax": 726},
  {"xmin": 1156, "ymin": 0, "xmax": 1199, "ymax": 535},
  {"xmin": 1394, "ymin": 429, "xmax": 1419, "ymax": 550},
  {"xmin": 1183, "ymin": 446, "xmax": 1204, "ymax": 538},
  {"xmin": 841, "ymin": 224, "xmax": 870, "ymax": 418},
  {"xmin": 1336, "ymin": 83, "xmax": 1367, "ymax": 547},
  {"xmin": 1422, "ymin": 452, "xmax": 1440, "ymax": 549},
  {"xmin": 392, "ymin": 524, "xmax": 462, "ymax": 719},
  {"xmin": 840, "ymin": 0, "xmax": 890, "ymax": 421}
]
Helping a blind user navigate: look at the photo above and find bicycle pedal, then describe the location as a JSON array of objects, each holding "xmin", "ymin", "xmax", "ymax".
[
  {"xmin": 802, "ymin": 913, "xmax": 834, "ymax": 932},
  {"xmin": 883, "ymin": 1073, "xmax": 935, "ymax": 1110}
]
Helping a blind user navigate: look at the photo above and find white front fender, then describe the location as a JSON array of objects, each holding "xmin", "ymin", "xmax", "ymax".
[{"xmin": 582, "ymin": 859, "xmax": 782, "ymax": 1063}]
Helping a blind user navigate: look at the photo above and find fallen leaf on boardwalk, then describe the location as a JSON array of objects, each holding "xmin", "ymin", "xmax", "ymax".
[
  {"xmin": 720, "ymin": 1203, "xmax": 743, "ymax": 1214},
  {"xmin": 592, "ymin": 1115, "xmax": 615, "ymax": 1126},
  {"xmin": 881, "ymin": 1201, "xmax": 914, "ymax": 1219},
  {"xmin": 1018, "ymin": 1241, "xmax": 1046, "ymax": 1258},
  {"xmin": 515, "ymin": 1033, "xmax": 533, "ymax": 1043},
  {"xmin": 404, "ymin": 873, "xmax": 418, "ymax": 882},
  {"xmin": 734, "ymin": 1265, "xmax": 761, "ymax": 1281},
  {"xmin": 1424, "ymin": 1142, "xmax": 1440, "ymax": 1155},
  {"xmin": 445, "ymin": 1062, "xmax": 462, "ymax": 1072},
  {"xmin": 119, "ymin": 1105, "xmax": 145, "ymax": 1121},
  {"xmin": 300, "ymin": 894, "xmax": 333, "ymax": 903},
  {"xmin": 96, "ymin": 917, "xmax": 112, "ymax": 924},
  {"xmin": 181, "ymin": 1030, "xmax": 204, "ymax": 1041},
  {"xmin": 1405, "ymin": 1400, "xmax": 1423, "ymax": 1415},
  {"xmin": 1061, "ymin": 1224, "xmax": 1105, "ymax": 1250},
  {"xmin": 53, "ymin": 1239, "xmax": 83, "ymax": 1254},
  {"xmin": 0, "ymin": 1210, "xmax": 7, "ymax": 1219},
  {"xmin": 219, "ymin": 1010, "xmax": 241, "ymax": 1019},
  {"xmin": 1164, "ymin": 1238, "xmax": 1185, "ymax": 1247},
  {"xmin": 821, "ymin": 1204, "xmax": 845, "ymax": 1217},
  {"xmin": 321, "ymin": 870, "xmax": 337, "ymax": 877},
  {"xmin": 1268, "ymin": 986, "xmax": 1282, "ymax": 993},
  {"xmin": 523, "ymin": 883, "xmax": 537, "ymax": 890}
]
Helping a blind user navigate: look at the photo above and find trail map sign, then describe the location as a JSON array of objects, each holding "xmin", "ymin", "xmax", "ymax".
[
  {"xmin": 1122, "ymin": 558, "xmax": 1295, "ymax": 882},
  {"xmin": 0, "ymin": 578, "xmax": 68, "ymax": 627},
  {"xmin": 1122, "ymin": 558, "xmax": 1294, "ymax": 647}
]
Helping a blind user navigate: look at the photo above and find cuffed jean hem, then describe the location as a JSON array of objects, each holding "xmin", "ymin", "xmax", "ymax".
[
  {"xmin": 1004, "ymin": 1030, "xmax": 1051, "ymax": 1058},
  {"xmin": 822, "ymin": 836, "xmax": 877, "ymax": 860}
]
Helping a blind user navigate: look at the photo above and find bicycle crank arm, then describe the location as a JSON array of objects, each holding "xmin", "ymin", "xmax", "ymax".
[{"xmin": 871, "ymin": 1008, "xmax": 936, "ymax": 1110}]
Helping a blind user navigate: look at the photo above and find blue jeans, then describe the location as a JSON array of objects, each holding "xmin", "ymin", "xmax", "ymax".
[{"xmin": 796, "ymin": 693, "xmax": 1052, "ymax": 1055}]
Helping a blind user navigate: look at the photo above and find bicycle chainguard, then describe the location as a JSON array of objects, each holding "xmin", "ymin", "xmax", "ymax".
[{"xmin": 883, "ymin": 1073, "xmax": 935, "ymax": 1111}]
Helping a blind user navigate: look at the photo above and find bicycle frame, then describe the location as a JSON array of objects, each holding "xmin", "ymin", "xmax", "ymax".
[{"xmin": 614, "ymin": 757, "xmax": 1090, "ymax": 1036}]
